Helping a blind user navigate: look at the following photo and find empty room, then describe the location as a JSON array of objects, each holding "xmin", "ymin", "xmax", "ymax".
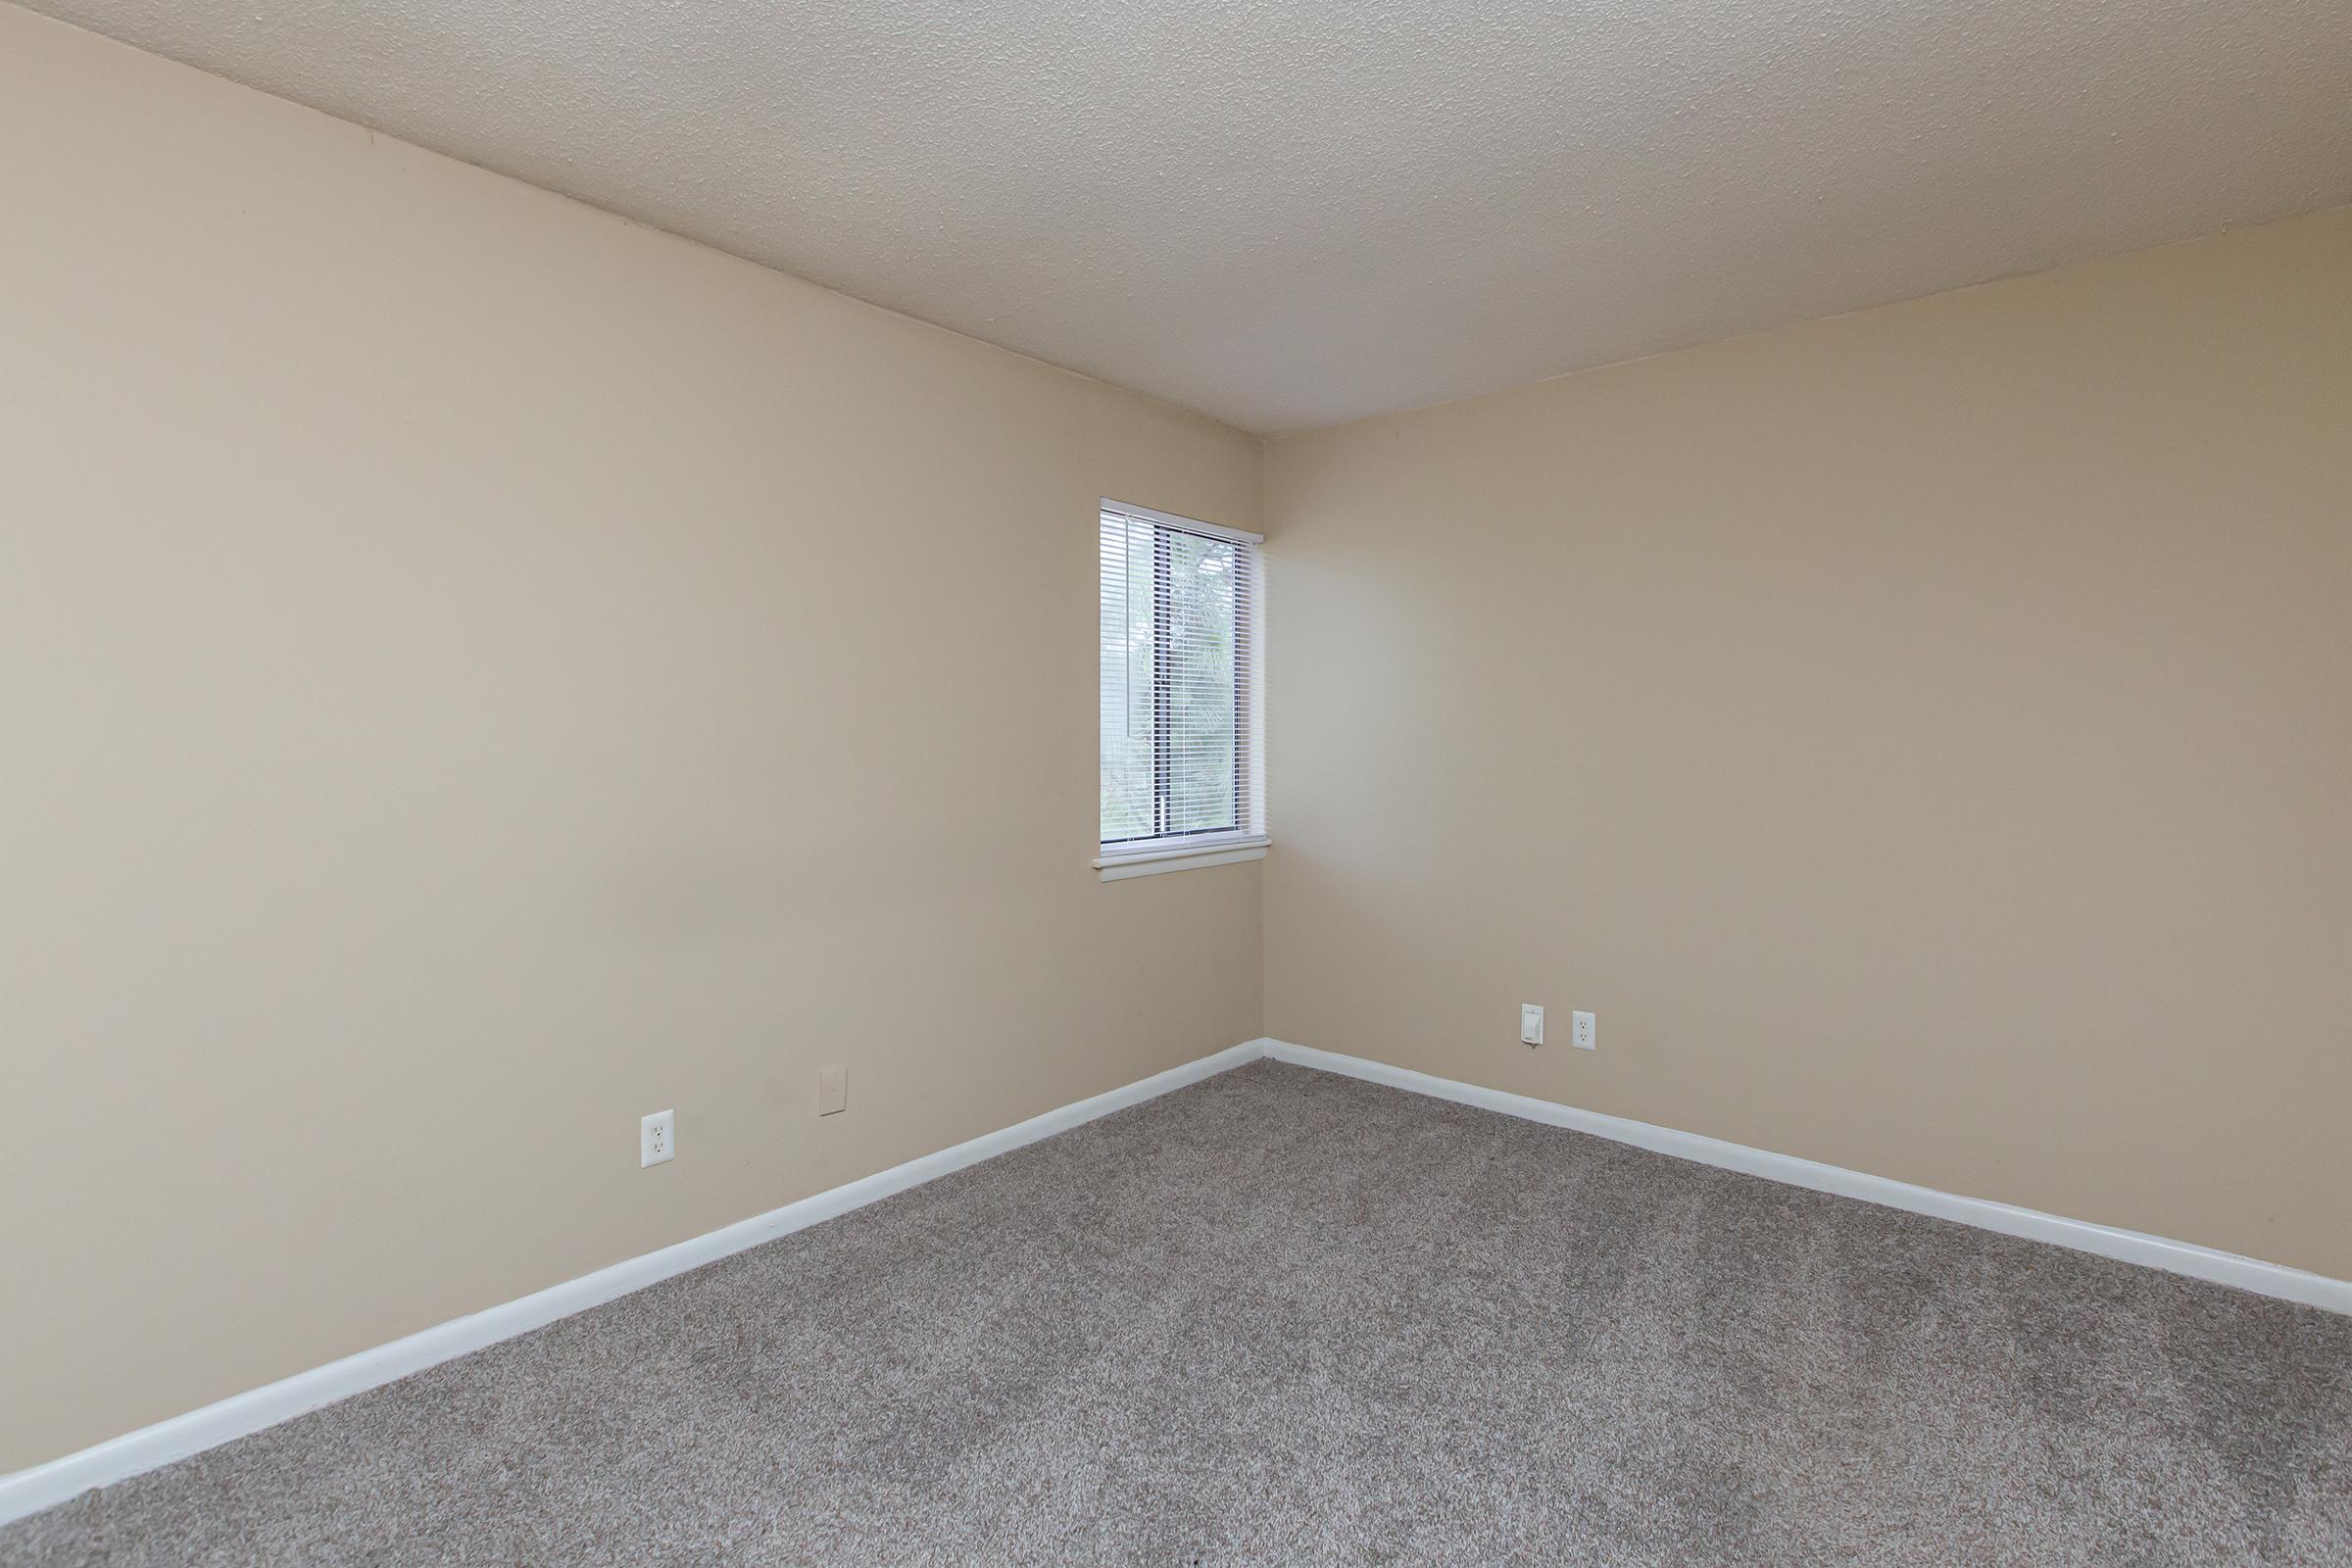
[{"xmin": 3, "ymin": 1, "xmax": 2348, "ymax": 1562}]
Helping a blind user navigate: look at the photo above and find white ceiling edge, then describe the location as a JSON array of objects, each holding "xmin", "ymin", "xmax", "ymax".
[{"xmin": 17, "ymin": 0, "xmax": 2352, "ymax": 435}]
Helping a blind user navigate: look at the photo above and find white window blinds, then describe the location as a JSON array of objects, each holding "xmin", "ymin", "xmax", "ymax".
[{"xmin": 1099, "ymin": 502, "xmax": 1262, "ymax": 857}]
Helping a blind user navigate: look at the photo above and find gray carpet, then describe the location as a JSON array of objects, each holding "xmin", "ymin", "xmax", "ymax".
[{"xmin": 8, "ymin": 1060, "xmax": 2350, "ymax": 1566}]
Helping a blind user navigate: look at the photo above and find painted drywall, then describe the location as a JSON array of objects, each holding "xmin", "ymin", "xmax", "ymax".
[
  {"xmin": 0, "ymin": 6, "xmax": 1262, "ymax": 1471},
  {"xmin": 1263, "ymin": 206, "xmax": 2352, "ymax": 1280}
]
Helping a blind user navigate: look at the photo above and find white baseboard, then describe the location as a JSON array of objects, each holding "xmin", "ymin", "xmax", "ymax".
[
  {"xmin": 0, "ymin": 1039, "xmax": 1272, "ymax": 1528},
  {"xmin": 12, "ymin": 1033, "xmax": 2341, "ymax": 1527},
  {"xmin": 1264, "ymin": 1040, "xmax": 2352, "ymax": 1316}
]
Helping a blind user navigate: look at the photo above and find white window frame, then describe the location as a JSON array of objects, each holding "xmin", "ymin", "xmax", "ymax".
[{"xmin": 1096, "ymin": 500, "xmax": 1267, "ymax": 882}]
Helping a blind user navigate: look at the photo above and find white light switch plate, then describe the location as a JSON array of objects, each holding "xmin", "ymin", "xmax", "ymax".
[
  {"xmin": 1520, "ymin": 1004, "xmax": 1544, "ymax": 1047},
  {"xmin": 641, "ymin": 1108, "xmax": 675, "ymax": 1167}
]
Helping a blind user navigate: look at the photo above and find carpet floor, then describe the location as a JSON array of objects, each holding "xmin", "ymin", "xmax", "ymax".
[{"xmin": 8, "ymin": 1059, "xmax": 2349, "ymax": 1565}]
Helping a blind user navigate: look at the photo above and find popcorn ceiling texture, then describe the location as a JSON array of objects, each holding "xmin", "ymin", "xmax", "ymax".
[
  {"xmin": 14, "ymin": 1, "xmax": 2352, "ymax": 429},
  {"xmin": 17, "ymin": 1, "xmax": 2352, "ymax": 431}
]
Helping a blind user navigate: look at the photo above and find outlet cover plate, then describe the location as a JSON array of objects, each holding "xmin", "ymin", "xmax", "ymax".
[{"xmin": 641, "ymin": 1108, "xmax": 675, "ymax": 1167}]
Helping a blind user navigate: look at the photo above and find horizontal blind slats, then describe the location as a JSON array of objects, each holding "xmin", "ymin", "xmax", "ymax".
[{"xmin": 1100, "ymin": 504, "xmax": 1259, "ymax": 851}]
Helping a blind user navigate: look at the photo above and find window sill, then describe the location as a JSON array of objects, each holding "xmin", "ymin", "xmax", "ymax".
[{"xmin": 1095, "ymin": 836, "xmax": 1269, "ymax": 882}]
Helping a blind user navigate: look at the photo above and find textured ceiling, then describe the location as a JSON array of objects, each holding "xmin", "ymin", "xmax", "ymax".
[{"xmin": 24, "ymin": 1, "xmax": 2352, "ymax": 433}]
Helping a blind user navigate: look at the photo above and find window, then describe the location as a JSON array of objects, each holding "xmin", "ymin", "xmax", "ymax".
[{"xmin": 1097, "ymin": 501, "xmax": 1265, "ymax": 879}]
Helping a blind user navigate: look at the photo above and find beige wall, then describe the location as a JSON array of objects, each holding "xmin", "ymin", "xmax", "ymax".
[
  {"xmin": 8, "ymin": 0, "xmax": 2350, "ymax": 1483},
  {"xmin": 1264, "ymin": 206, "xmax": 2352, "ymax": 1281},
  {"xmin": 0, "ymin": 7, "xmax": 1262, "ymax": 1470}
]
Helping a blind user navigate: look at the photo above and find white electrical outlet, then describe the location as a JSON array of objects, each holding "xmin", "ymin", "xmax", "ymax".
[
  {"xmin": 1520, "ymin": 1004, "xmax": 1544, "ymax": 1047},
  {"xmin": 640, "ymin": 1108, "xmax": 675, "ymax": 1167},
  {"xmin": 1572, "ymin": 1011, "xmax": 1597, "ymax": 1051}
]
